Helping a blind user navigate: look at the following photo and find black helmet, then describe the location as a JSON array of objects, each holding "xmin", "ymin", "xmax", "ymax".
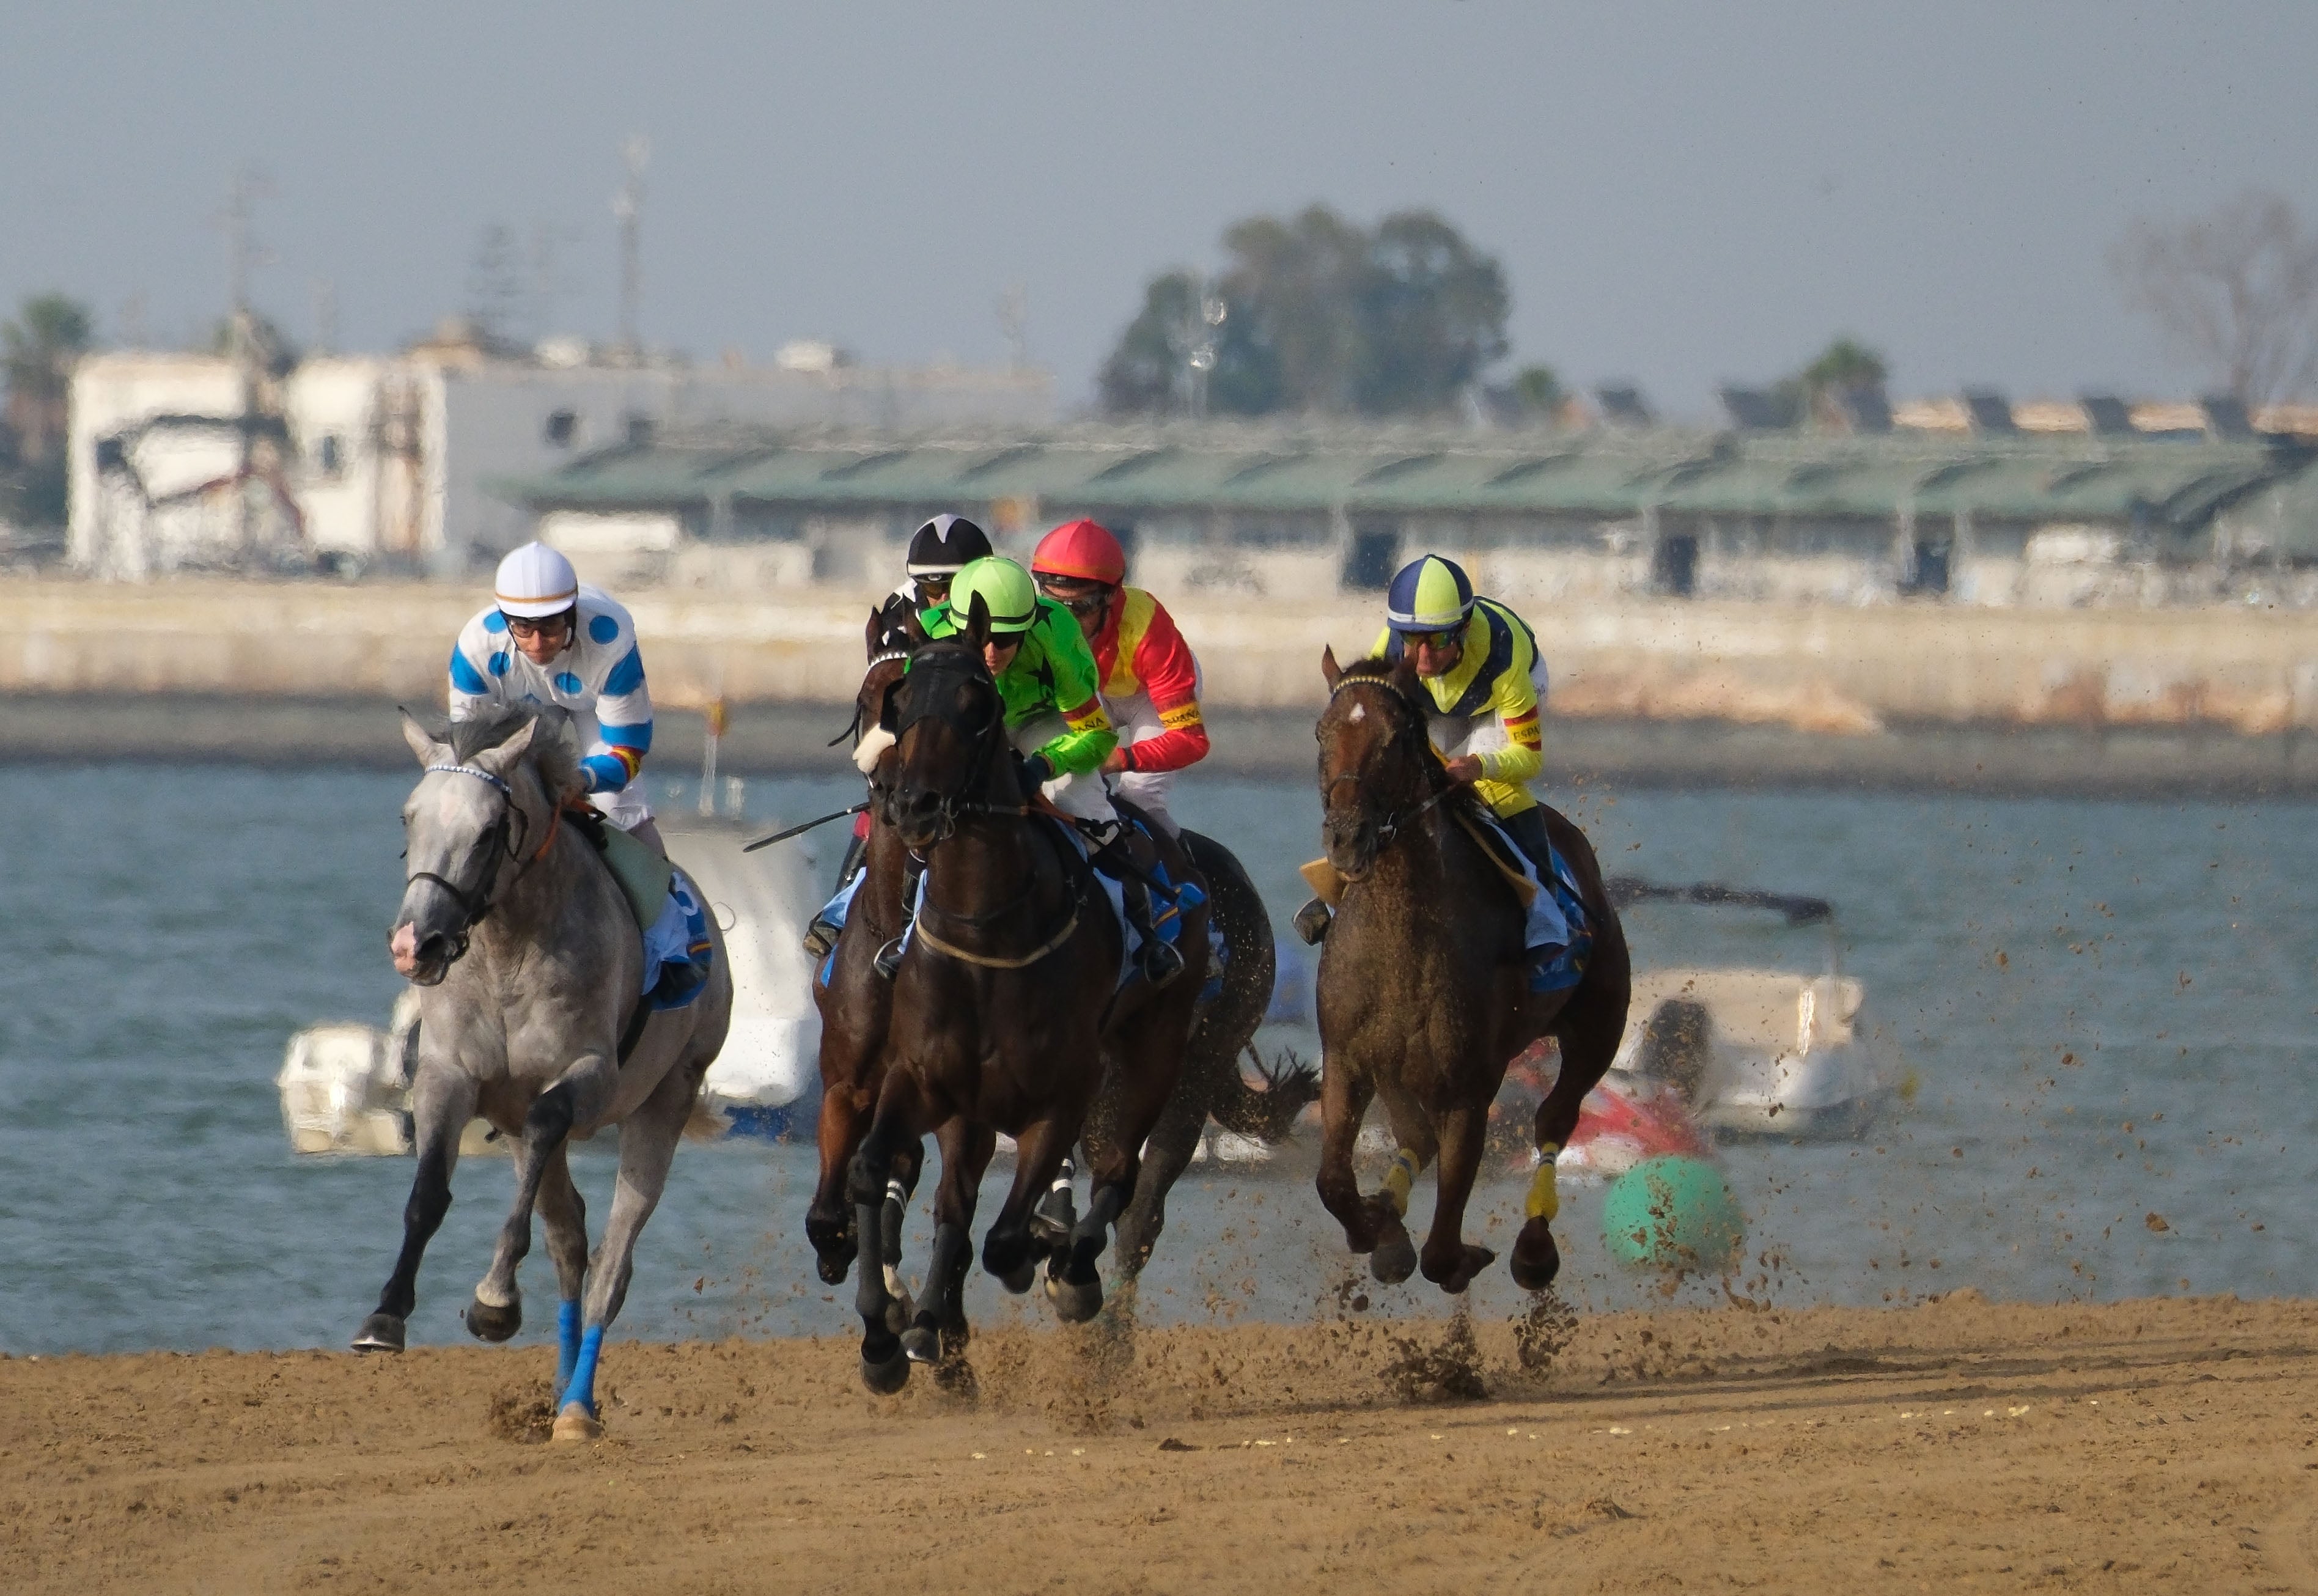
[{"xmin": 905, "ymin": 513, "xmax": 993, "ymax": 578}]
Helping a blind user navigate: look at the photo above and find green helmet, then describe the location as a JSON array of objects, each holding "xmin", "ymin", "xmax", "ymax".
[{"xmin": 947, "ymin": 556, "xmax": 1040, "ymax": 634}]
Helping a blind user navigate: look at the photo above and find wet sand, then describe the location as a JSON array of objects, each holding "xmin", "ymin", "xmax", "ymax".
[{"xmin": 8, "ymin": 1293, "xmax": 2318, "ymax": 1593}]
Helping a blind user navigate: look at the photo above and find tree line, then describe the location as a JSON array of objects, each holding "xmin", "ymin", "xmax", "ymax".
[{"xmin": 1097, "ymin": 192, "xmax": 2318, "ymax": 424}]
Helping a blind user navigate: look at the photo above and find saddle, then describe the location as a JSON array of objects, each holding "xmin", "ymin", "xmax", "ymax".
[{"xmin": 561, "ymin": 804, "xmax": 674, "ymax": 932}]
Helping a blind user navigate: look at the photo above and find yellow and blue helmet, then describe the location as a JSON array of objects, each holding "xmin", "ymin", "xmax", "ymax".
[{"xmin": 1385, "ymin": 554, "xmax": 1475, "ymax": 633}]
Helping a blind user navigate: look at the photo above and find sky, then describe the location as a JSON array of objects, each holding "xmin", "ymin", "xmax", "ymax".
[{"xmin": 6, "ymin": 1, "xmax": 2317, "ymax": 419}]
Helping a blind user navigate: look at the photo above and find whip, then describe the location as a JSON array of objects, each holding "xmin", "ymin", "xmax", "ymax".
[{"xmin": 741, "ymin": 801, "xmax": 870, "ymax": 852}]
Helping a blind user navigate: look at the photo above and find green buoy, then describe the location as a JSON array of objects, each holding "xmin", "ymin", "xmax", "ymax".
[{"xmin": 1601, "ymin": 1155, "xmax": 1745, "ymax": 1272}]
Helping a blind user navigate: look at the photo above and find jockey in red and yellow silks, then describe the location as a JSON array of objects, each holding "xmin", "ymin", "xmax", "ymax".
[{"xmin": 1030, "ymin": 518, "xmax": 1209, "ymax": 836}]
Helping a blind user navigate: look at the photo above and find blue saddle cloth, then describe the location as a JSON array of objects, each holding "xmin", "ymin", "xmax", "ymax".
[
  {"xmin": 639, "ymin": 873, "xmax": 715, "ymax": 1011},
  {"xmin": 1471, "ymin": 812, "xmax": 1594, "ymax": 995}
]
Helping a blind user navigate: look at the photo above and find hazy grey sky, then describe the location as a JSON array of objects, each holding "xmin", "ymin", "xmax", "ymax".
[{"xmin": 6, "ymin": 2, "xmax": 2316, "ymax": 416}]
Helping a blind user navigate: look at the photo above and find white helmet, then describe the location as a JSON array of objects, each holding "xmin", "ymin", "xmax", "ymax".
[{"xmin": 494, "ymin": 542, "xmax": 580, "ymax": 618}]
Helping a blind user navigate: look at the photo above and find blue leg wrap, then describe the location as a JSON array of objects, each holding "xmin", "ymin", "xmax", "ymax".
[
  {"xmin": 556, "ymin": 1300, "xmax": 583, "ymax": 1392},
  {"xmin": 561, "ymin": 1325, "xmax": 605, "ymax": 1417}
]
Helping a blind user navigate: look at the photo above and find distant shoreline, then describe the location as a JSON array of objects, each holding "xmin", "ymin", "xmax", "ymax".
[{"xmin": 5, "ymin": 692, "xmax": 2313, "ymax": 798}]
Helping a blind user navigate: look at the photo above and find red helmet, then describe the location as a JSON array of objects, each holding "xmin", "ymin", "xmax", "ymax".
[{"xmin": 1031, "ymin": 519, "xmax": 1126, "ymax": 586}]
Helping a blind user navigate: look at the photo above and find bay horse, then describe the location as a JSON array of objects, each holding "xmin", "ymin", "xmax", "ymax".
[
  {"xmin": 1311, "ymin": 649, "xmax": 1630, "ymax": 1293},
  {"xmin": 804, "ymin": 609, "xmax": 925, "ymax": 1300},
  {"xmin": 360, "ymin": 706, "xmax": 733, "ymax": 1441},
  {"xmin": 845, "ymin": 602, "xmax": 1209, "ymax": 1391}
]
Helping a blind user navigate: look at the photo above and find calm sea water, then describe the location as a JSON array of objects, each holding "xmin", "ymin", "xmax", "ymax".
[{"xmin": 1, "ymin": 760, "xmax": 2312, "ymax": 1356}]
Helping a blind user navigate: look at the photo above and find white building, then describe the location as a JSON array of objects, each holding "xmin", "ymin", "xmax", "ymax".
[{"xmin": 67, "ymin": 328, "xmax": 1053, "ymax": 579}]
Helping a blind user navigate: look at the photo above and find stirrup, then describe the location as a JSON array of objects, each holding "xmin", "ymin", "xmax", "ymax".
[
  {"xmin": 801, "ymin": 915, "xmax": 840, "ymax": 959},
  {"xmin": 1139, "ymin": 938, "xmax": 1185, "ymax": 989},
  {"xmin": 1293, "ymin": 897, "xmax": 1333, "ymax": 946},
  {"xmin": 873, "ymin": 938, "xmax": 904, "ymax": 979}
]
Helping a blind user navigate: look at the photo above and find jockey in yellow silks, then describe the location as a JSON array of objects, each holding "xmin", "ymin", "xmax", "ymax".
[{"xmin": 1294, "ymin": 552, "xmax": 1551, "ymax": 944}]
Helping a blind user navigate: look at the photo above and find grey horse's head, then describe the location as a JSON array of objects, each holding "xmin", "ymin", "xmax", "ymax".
[{"xmin": 389, "ymin": 706, "xmax": 580, "ymax": 985}]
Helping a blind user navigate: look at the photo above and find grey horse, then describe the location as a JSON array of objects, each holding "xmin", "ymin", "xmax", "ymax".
[{"xmin": 353, "ymin": 705, "xmax": 732, "ymax": 1443}]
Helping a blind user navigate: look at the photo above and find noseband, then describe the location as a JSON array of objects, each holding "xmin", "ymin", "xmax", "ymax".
[{"xmin": 407, "ymin": 762, "xmax": 548, "ymax": 961}]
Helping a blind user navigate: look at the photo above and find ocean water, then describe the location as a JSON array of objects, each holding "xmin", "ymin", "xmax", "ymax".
[{"xmin": 1, "ymin": 760, "xmax": 2312, "ymax": 1358}]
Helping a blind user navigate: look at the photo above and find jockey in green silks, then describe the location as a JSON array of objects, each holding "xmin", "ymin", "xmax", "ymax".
[{"xmin": 914, "ymin": 556, "xmax": 1187, "ymax": 988}]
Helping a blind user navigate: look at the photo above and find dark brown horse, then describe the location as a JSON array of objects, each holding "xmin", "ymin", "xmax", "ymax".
[
  {"xmin": 804, "ymin": 608, "xmax": 923, "ymax": 1299},
  {"xmin": 1108, "ymin": 830, "xmax": 1315, "ymax": 1276},
  {"xmin": 1311, "ymin": 649, "xmax": 1630, "ymax": 1294},
  {"xmin": 845, "ymin": 606, "xmax": 1210, "ymax": 1390}
]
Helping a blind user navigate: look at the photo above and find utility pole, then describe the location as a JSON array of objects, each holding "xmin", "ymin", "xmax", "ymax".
[
  {"xmin": 612, "ymin": 136, "xmax": 649, "ymax": 363},
  {"xmin": 216, "ymin": 166, "xmax": 273, "ymax": 554},
  {"xmin": 996, "ymin": 282, "xmax": 1030, "ymax": 373}
]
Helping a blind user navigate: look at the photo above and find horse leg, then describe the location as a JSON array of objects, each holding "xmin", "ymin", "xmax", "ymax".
[
  {"xmin": 1514, "ymin": 996, "xmax": 1625, "ymax": 1291},
  {"xmin": 846, "ymin": 1076, "xmax": 924, "ymax": 1394},
  {"xmin": 982, "ymin": 1113, "xmax": 1073, "ymax": 1298},
  {"xmin": 903, "ymin": 1120, "xmax": 994, "ymax": 1366},
  {"xmin": 1113, "ymin": 1091, "xmax": 1206, "ymax": 1282},
  {"xmin": 806, "ymin": 1079, "xmax": 868, "ymax": 1284},
  {"xmin": 535, "ymin": 1144, "xmax": 590, "ymax": 1391},
  {"xmin": 552, "ymin": 1057, "xmax": 694, "ymax": 1441},
  {"xmin": 353, "ymin": 1065, "xmax": 476, "ymax": 1351},
  {"xmin": 876, "ymin": 1139, "xmax": 927, "ymax": 1334},
  {"xmin": 470, "ymin": 1062, "xmax": 603, "ymax": 1344},
  {"xmin": 1418, "ymin": 1103, "xmax": 1496, "ymax": 1293},
  {"xmin": 1315, "ymin": 1060, "xmax": 1408, "ymax": 1277}
]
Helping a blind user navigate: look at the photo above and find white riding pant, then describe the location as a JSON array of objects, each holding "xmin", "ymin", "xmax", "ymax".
[
  {"xmin": 591, "ymin": 785, "xmax": 654, "ymax": 831},
  {"xmin": 1102, "ymin": 689, "xmax": 1179, "ymax": 836}
]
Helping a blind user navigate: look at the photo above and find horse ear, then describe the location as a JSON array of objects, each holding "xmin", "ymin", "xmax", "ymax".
[
  {"xmin": 965, "ymin": 592, "xmax": 992, "ymax": 650},
  {"xmin": 1320, "ymin": 644, "xmax": 1343, "ymax": 691},
  {"xmin": 864, "ymin": 607, "xmax": 886, "ymax": 660},
  {"xmin": 400, "ymin": 708, "xmax": 451, "ymax": 768},
  {"xmin": 877, "ymin": 678, "xmax": 900, "ymax": 734},
  {"xmin": 474, "ymin": 715, "xmax": 540, "ymax": 773}
]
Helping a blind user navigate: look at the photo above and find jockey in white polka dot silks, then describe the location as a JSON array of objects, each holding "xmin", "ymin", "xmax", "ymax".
[{"xmin": 449, "ymin": 540, "xmax": 664, "ymax": 855}]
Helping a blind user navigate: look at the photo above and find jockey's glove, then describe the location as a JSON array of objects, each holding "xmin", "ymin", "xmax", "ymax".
[{"xmin": 1015, "ymin": 751, "xmax": 1054, "ymax": 792}]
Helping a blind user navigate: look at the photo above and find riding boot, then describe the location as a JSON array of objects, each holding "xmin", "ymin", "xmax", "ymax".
[
  {"xmin": 874, "ymin": 856, "xmax": 924, "ymax": 980},
  {"xmin": 1497, "ymin": 805, "xmax": 1556, "ymax": 880},
  {"xmin": 801, "ymin": 829, "xmax": 871, "ymax": 958},
  {"xmin": 1293, "ymin": 895, "xmax": 1333, "ymax": 946},
  {"xmin": 1092, "ymin": 831, "xmax": 1184, "ymax": 988}
]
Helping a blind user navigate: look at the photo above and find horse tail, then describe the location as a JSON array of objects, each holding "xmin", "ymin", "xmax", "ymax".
[{"xmin": 1178, "ymin": 831, "xmax": 1318, "ymax": 1145}]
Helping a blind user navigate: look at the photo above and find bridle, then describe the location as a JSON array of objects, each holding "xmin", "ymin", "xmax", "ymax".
[
  {"xmin": 883, "ymin": 642, "xmax": 1033, "ymax": 844},
  {"xmin": 405, "ymin": 761, "xmax": 554, "ymax": 964},
  {"xmin": 885, "ymin": 638, "xmax": 1080, "ymax": 968},
  {"xmin": 1322, "ymin": 674, "xmax": 1454, "ymax": 852}
]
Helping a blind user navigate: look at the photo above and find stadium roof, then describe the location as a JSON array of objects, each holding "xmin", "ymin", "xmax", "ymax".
[{"xmin": 494, "ymin": 421, "xmax": 2312, "ymax": 534}]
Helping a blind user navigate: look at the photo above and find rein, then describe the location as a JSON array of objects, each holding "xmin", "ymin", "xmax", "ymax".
[{"xmin": 889, "ymin": 640, "xmax": 1083, "ymax": 970}]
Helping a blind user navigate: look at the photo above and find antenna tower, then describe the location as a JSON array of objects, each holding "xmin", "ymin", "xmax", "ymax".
[{"xmin": 613, "ymin": 135, "xmax": 650, "ymax": 361}]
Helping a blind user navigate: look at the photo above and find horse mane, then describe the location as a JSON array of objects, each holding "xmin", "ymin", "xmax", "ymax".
[
  {"xmin": 1332, "ymin": 655, "xmax": 1493, "ymax": 832},
  {"xmin": 446, "ymin": 704, "xmax": 584, "ymax": 800}
]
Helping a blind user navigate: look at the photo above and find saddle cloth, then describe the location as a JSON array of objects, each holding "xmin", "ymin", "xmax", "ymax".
[
  {"xmin": 1473, "ymin": 810, "xmax": 1594, "ymax": 995},
  {"xmin": 639, "ymin": 872, "xmax": 715, "ymax": 1011}
]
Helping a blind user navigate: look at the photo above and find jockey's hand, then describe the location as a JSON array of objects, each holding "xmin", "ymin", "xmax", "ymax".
[
  {"xmin": 1101, "ymin": 748, "xmax": 1129, "ymax": 775},
  {"xmin": 1443, "ymin": 754, "xmax": 1486, "ymax": 784}
]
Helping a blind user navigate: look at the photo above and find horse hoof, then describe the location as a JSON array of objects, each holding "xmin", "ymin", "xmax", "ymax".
[
  {"xmin": 1510, "ymin": 1224, "xmax": 1562, "ymax": 1291},
  {"xmin": 861, "ymin": 1345, "xmax": 911, "ymax": 1394},
  {"xmin": 1431, "ymin": 1245, "xmax": 1496, "ymax": 1295},
  {"xmin": 1370, "ymin": 1230, "xmax": 1418, "ymax": 1285},
  {"xmin": 1050, "ymin": 1273, "xmax": 1105, "ymax": 1324},
  {"xmin": 350, "ymin": 1312, "xmax": 406, "ymax": 1353},
  {"xmin": 463, "ymin": 1295, "xmax": 521, "ymax": 1344},
  {"xmin": 550, "ymin": 1403, "xmax": 603, "ymax": 1443},
  {"xmin": 814, "ymin": 1250, "xmax": 853, "ymax": 1287},
  {"xmin": 901, "ymin": 1325, "xmax": 941, "ymax": 1365}
]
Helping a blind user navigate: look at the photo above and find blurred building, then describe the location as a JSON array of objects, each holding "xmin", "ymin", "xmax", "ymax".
[
  {"xmin": 65, "ymin": 325, "xmax": 1053, "ymax": 579},
  {"xmin": 498, "ymin": 410, "xmax": 2318, "ymax": 607}
]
